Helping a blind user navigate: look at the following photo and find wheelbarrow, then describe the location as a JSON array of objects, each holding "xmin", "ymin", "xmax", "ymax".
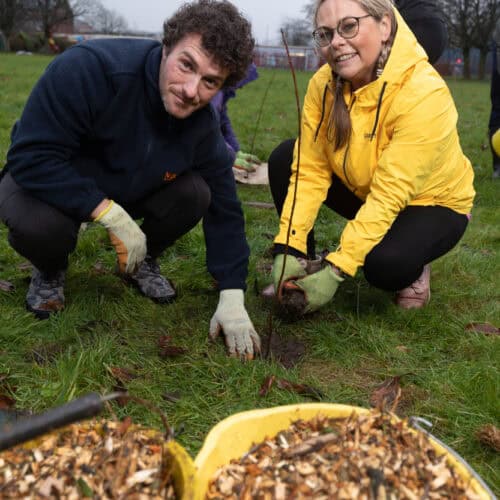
[{"xmin": 0, "ymin": 392, "xmax": 195, "ymax": 498}]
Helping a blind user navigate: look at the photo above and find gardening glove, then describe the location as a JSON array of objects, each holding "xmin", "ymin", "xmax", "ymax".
[
  {"xmin": 94, "ymin": 201, "xmax": 147, "ymax": 274},
  {"xmin": 272, "ymin": 254, "xmax": 307, "ymax": 293},
  {"xmin": 209, "ymin": 289, "xmax": 261, "ymax": 359},
  {"xmin": 234, "ymin": 151, "xmax": 261, "ymax": 172},
  {"xmin": 292, "ymin": 264, "xmax": 344, "ymax": 313}
]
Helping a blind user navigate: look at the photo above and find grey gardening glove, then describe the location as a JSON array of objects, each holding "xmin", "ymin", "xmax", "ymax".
[
  {"xmin": 94, "ymin": 201, "xmax": 146, "ymax": 274},
  {"xmin": 209, "ymin": 289, "xmax": 261, "ymax": 359}
]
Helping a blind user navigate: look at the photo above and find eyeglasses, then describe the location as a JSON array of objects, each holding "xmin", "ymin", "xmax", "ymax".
[{"xmin": 312, "ymin": 15, "xmax": 373, "ymax": 47}]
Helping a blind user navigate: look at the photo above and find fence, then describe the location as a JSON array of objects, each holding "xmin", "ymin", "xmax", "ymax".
[{"xmin": 253, "ymin": 45, "xmax": 321, "ymax": 72}]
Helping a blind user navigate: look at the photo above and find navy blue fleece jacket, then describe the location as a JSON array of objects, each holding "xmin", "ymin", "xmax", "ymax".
[{"xmin": 4, "ymin": 38, "xmax": 250, "ymax": 290}]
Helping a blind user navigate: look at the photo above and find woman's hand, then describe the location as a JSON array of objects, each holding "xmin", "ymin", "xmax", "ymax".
[{"xmin": 292, "ymin": 264, "xmax": 344, "ymax": 313}]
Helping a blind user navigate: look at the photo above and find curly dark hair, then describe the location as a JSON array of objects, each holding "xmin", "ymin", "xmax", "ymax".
[{"xmin": 162, "ymin": 0, "xmax": 255, "ymax": 88}]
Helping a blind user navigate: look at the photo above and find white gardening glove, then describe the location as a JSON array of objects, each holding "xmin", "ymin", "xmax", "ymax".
[
  {"xmin": 209, "ymin": 289, "xmax": 261, "ymax": 359},
  {"xmin": 94, "ymin": 201, "xmax": 147, "ymax": 274}
]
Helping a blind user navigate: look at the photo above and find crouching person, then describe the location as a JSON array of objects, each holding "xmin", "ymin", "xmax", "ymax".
[
  {"xmin": 0, "ymin": 0, "xmax": 260, "ymax": 359},
  {"xmin": 267, "ymin": 0, "xmax": 474, "ymax": 314}
]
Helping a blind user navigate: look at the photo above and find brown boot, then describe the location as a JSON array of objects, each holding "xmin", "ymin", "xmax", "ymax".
[{"xmin": 395, "ymin": 265, "xmax": 431, "ymax": 309}]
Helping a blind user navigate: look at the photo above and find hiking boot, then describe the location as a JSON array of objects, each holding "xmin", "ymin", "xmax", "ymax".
[
  {"xmin": 395, "ymin": 264, "xmax": 431, "ymax": 309},
  {"xmin": 26, "ymin": 268, "xmax": 65, "ymax": 319},
  {"xmin": 125, "ymin": 256, "xmax": 176, "ymax": 303},
  {"xmin": 261, "ymin": 255, "xmax": 323, "ymax": 298}
]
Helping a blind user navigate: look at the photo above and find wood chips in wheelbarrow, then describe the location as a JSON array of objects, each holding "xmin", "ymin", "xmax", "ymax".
[
  {"xmin": 0, "ymin": 419, "xmax": 177, "ymax": 498},
  {"xmin": 207, "ymin": 410, "xmax": 481, "ymax": 499}
]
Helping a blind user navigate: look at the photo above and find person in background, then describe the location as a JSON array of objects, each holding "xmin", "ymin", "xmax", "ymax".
[
  {"xmin": 0, "ymin": 0, "xmax": 261, "ymax": 359},
  {"xmin": 211, "ymin": 63, "xmax": 261, "ymax": 172},
  {"xmin": 489, "ymin": 18, "xmax": 500, "ymax": 179},
  {"xmin": 266, "ymin": 0, "xmax": 474, "ymax": 314},
  {"xmin": 393, "ymin": 0, "xmax": 447, "ymax": 65}
]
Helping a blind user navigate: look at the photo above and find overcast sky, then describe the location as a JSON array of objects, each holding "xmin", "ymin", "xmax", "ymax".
[{"xmin": 100, "ymin": 0, "xmax": 310, "ymax": 45}]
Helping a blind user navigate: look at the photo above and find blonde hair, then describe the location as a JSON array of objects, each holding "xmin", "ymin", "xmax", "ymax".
[{"xmin": 313, "ymin": 0, "xmax": 397, "ymax": 150}]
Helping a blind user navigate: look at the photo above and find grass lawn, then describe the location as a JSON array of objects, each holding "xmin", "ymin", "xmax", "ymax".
[{"xmin": 0, "ymin": 52, "xmax": 499, "ymax": 492}]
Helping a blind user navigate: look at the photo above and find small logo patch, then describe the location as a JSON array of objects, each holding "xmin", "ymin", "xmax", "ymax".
[{"xmin": 163, "ymin": 171, "xmax": 177, "ymax": 182}]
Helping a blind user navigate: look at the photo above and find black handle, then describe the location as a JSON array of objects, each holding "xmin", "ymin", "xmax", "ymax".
[{"xmin": 0, "ymin": 392, "xmax": 105, "ymax": 452}]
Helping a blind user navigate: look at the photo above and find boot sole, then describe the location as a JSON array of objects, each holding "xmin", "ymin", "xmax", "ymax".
[
  {"xmin": 121, "ymin": 274, "xmax": 177, "ymax": 304},
  {"xmin": 26, "ymin": 302, "xmax": 63, "ymax": 320}
]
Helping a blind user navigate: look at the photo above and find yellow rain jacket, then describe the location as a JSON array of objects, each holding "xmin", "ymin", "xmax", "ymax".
[{"xmin": 274, "ymin": 10, "xmax": 475, "ymax": 277}]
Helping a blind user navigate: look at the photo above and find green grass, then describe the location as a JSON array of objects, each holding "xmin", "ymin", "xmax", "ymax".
[{"xmin": 0, "ymin": 53, "xmax": 499, "ymax": 492}]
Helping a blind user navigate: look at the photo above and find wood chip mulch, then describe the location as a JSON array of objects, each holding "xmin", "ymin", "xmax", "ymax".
[
  {"xmin": 207, "ymin": 411, "xmax": 482, "ymax": 499},
  {"xmin": 0, "ymin": 419, "xmax": 177, "ymax": 499}
]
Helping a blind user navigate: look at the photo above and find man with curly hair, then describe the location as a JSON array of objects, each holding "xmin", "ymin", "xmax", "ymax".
[{"xmin": 0, "ymin": 0, "xmax": 261, "ymax": 359}]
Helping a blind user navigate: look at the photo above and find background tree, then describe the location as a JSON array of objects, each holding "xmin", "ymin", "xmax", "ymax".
[
  {"xmin": 77, "ymin": 0, "xmax": 128, "ymax": 34},
  {"xmin": 441, "ymin": 0, "xmax": 500, "ymax": 79},
  {"xmin": 279, "ymin": 17, "xmax": 312, "ymax": 46},
  {"xmin": 0, "ymin": 0, "xmax": 22, "ymax": 48},
  {"xmin": 302, "ymin": 0, "xmax": 315, "ymax": 20},
  {"xmin": 91, "ymin": 5, "xmax": 128, "ymax": 34},
  {"xmin": 21, "ymin": 0, "xmax": 93, "ymax": 39}
]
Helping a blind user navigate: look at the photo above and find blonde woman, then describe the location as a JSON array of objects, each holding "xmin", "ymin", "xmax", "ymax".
[{"xmin": 267, "ymin": 0, "xmax": 474, "ymax": 313}]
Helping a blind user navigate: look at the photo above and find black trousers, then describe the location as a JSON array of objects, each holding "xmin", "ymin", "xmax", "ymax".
[
  {"xmin": 0, "ymin": 171, "xmax": 211, "ymax": 274},
  {"xmin": 268, "ymin": 139, "xmax": 469, "ymax": 291}
]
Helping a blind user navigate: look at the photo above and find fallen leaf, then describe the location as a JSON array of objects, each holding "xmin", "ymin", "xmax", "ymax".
[
  {"xmin": 0, "ymin": 394, "xmax": 15, "ymax": 409},
  {"xmin": 17, "ymin": 261, "xmax": 32, "ymax": 271},
  {"xmin": 275, "ymin": 378, "xmax": 325, "ymax": 401},
  {"xmin": 369, "ymin": 376, "xmax": 402, "ymax": 412},
  {"xmin": 0, "ymin": 280, "xmax": 14, "ymax": 292},
  {"xmin": 109, "ymin": 366, "xmax": 138, "ymax": 384},
  {"xmin": 159, "ymin": 346, "xmax": 188, "ymax": 358},
  {"xmin": 158, "ymin": 335, "xmax": 173, "ymax": 349},
  {"xmin": 476, "ymin": 424, "xmax": 500, "ymax": 452},
  {"xmin": 465, "ymin": 322, "xmax": 499, "ymax": 336},
  {"xmin": 396, "ymin": 345, "xmax": 410, "ymax": 353},
  {"xmin": 259, "ymin": 375, "xmax": 276, "ymax": 397},
  {"xmin": 157, "ymin": 335, "xmax": 187, "ymax": 358}
]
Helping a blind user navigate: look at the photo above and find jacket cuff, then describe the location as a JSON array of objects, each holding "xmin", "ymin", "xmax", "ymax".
[
  {"xmin": 325, "ymin": 252, "xmax": 358, "ymax": 278},
  {"xmin": 272, "ymin": 244, "xmax": 307, "ymax": 259}
]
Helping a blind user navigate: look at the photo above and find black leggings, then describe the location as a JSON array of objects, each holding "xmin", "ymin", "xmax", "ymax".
[
  {"xmin": 0, "ymin": 171, "xmax": 211, "ymax": 274},
  {"xmin": 268, "ymin": 139, "xmax": 469, "ymax": 291}
]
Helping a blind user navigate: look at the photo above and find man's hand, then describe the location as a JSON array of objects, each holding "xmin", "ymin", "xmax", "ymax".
[
  {"xmin": 293, "ymin": 264, "xmax": 344, "ymax": 313},
  {"xmin": 94, "ymin": 201, "xmax": 146, "ymax": 274},
  {"xmin": 234, "ymin": 151, "xmax": 261, "ymax": 172},
  {"xmin": 209, "ymin": 289, "xmax": 261, "ymax": 359},
  {"xmin": 272, "ymin": 254, "xmax": 307, "ymax": 293}
]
